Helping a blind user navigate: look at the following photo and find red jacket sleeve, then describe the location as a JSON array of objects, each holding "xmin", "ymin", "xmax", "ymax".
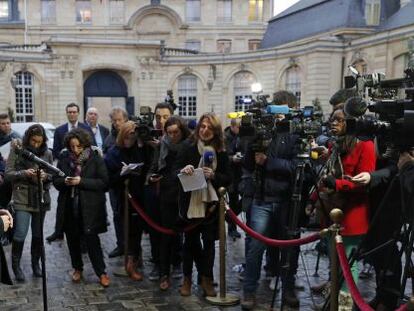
[{"xmin": 335, "ymin": 140, "xmax": 376, "ymax": 192}]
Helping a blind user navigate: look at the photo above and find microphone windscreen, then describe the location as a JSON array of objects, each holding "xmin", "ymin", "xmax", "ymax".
[
  {"xmin": 266, "ymin": 105, "xmax": 290, "ymax": 115},
  {"xmin": 203, "ymin": 150, "xmax": 215, "ymax": 167}
]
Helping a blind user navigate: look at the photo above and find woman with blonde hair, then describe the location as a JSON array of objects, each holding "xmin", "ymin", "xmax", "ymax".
[{"xmin": 176, "ymin": 113, "xmax": 231, "ymax": 297}]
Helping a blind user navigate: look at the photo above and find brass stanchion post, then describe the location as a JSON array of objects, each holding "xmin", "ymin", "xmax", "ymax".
[
  {"xmin": 329, "ymin": 208, "xmax": 344, "ymax": 311},
  {"xmin": 206, "ymin": 187, "xmax": 240, "ymax": 306}
]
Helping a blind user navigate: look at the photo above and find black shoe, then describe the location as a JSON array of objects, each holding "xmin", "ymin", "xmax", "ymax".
[
  {"xmin": 241, "ymin": 292, "xmax": 256, "ymax": 310},
  {"xmin": 149, "ymin": 265, "xmax": 160, "ymax": 281},
  {"xmin": 108, "ymin": 246, "xmax": 124, "ymax": 258},
  {"xmin": 283, "ymin": 289, "xmax": 300, "ymax": 308},
  {"xmin": 228, "ymin": 229, "xmax": 241, "ymax": 239},
  {"xmin": 12, "ymin": 241, "xmax": 26, "ymax": 282},
  {"xmin": 46, "ymin": 232, "xmax": 63, "ymax": 243}
]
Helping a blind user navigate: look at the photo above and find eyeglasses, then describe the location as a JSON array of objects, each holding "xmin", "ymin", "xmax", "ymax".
[{"xmin": 329, "ymin": 117, "xmax": 345, "ymax": 124}]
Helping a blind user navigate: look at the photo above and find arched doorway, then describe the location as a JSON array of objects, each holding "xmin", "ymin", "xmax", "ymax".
[{"xmin": 83, "ymin": 70, "xmax": 134, "ymax": 127}]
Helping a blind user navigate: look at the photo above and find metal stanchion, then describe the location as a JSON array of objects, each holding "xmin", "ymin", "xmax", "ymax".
[
  {"xmin": 113, "ymin": 179, "xmax": 129, "ymax": 277},
  {"xmin": 206, "ymin": 187, "xmax": 240, "ymax": 306},
  {"xmin": 329, "ymin": 208, "xmax": 344, "ymax": 311}
]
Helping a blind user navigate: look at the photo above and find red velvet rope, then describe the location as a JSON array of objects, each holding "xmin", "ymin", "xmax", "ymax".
[
  {"xmin": 128, "ymin": 195, "xmax": 199, "ymax": 235},
  {"xmin": 226, "ymin": 206, "xmax": 320, "ymax": 247},
  {"xmin": 336, "ymin": 241, "xmax": 374, "ymax": 311}
]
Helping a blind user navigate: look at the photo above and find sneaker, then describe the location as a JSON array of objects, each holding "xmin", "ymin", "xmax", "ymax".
[
  {"xmin": 108, "ymin": 246, "xmax": 124, "ymax": 258},
  {"xmin": 241, "ymin": 292, "xmax": 256, "ymax": 310},
  {"xmin": 46, "ymin": 232, "xmax": 64, "ymax": 243},
  {"xmin": 269, "ymin": 276, "xmax": 280, "ymax": 291},
  {"xmin": 359, "ymin": 263, "xmax": 373, "ymax": 279},
  {"xmin": 148, "ymin": 265, "xmax": 160, "ymax": 281},
  {"xmin": 171, "ymin": 264, "xmax": 183, "ymax": 279}
]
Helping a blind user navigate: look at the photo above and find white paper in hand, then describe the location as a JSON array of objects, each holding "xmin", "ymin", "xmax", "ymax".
[
  {"xmin": 120, "ymin": 162, "xmax": 144, "ymax": 176},
  {"xmin": 178, "ymin": 168, "xmax": 207, "ymax": 192}
]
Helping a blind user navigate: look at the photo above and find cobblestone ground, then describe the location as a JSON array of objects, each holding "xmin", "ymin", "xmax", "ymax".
[{"xmin": 0, "ymin": 188, "xmax": 384, "ymax": 310}]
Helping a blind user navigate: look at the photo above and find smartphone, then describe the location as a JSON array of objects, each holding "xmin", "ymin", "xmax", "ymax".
[{"xmin": 343, "ymin": 175, "xmax": 352, "ymax": 180}]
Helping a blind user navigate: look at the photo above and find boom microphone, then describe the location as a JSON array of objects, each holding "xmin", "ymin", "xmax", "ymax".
[{"xmin": 17, "ymin": 148, "xmax": 66, "ymax": 177}]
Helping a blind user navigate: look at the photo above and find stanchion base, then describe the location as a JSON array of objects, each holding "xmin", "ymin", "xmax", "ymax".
[
  {"xmin": 113, "ymin": 266, "xmax": 128, "ymax": 277},
  {"xmin": 205, "ymin": 293, "xmax": 240, "ymax": 306}
]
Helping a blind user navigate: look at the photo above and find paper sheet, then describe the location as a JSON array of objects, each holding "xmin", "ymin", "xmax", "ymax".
[
  {"xmin": 120, "ymin": 162, "xmax": 144, "ymax": 176},
  {"xmin": 178, "ymin": 168, "xmax": 207, "ymax": 192},
  {"xmin": 0, "ymin": 142, "xmax": 11, "ymax": 160}
]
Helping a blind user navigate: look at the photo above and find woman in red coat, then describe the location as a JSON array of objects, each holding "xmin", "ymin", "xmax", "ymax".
[{"xmin": 319, "ymin": 107, "xmax": 376, "ymax": 303}]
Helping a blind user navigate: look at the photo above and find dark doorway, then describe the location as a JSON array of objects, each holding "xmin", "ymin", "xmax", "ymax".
[{"xmin": 83, "ymin": 70, "xmax": 134, "ymax": 127}]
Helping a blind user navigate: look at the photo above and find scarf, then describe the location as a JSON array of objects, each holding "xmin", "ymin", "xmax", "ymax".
[
  {"xmin": 68, "ymin": 147, "xmax": 92, "ymax": 177},
  {"xmin": 187, "ymin": 140, "xmax": 219, "ymax": 219},
  {"xmin": 158, "ymin": 135, "xmax": 183, "ymax": 171}
]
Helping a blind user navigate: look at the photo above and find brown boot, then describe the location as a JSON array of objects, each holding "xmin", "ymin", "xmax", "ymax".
[
  {"xmin": 200, "ymin": 276, "xmax": 217, "ymax": 297},
  {"xmin": 179, "ymin": 276, "xmax": 192, "ymax": 296},
  {"xmin": 126, "ymin": 256, "xmax": 143, "ymax": 281}
]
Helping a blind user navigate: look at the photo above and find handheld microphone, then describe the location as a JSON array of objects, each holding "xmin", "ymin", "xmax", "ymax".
[
  {"xmin": 17, "ymin": 148, "xmax": 66, "ymax": 177},
  {"xmin": 266, "ymin": 105, "xmax": 290, "ymax": 115},
  {"xmin": 203, "ymin": 149, "xmax": 215, "ymax": 168}
]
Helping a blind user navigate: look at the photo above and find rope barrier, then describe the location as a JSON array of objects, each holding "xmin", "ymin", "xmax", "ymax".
[
  {"xmin": 336, "ymin": 239, "xmax": 409, "ymax": 311},
  {"xmin": 128, "ymin": 194, "xmax": 200, "ymax": 235},
  {"xmin": 225, "ymin": 206, "xmax": 321, "ymax": 247}
]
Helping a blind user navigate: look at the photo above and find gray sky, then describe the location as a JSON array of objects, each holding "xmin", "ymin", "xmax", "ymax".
[{"xmin": 274, "ymin": 0, "xmax": 301, "ymax": 16}]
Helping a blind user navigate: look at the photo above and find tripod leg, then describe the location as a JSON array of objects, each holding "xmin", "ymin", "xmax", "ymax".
[{"xmin": 314, "ymin": 249, "xmax": 321, "ymax": 277}]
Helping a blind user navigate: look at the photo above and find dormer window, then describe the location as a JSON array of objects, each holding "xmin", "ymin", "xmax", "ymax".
[{"xmin": 365, "ymin": 0, "xmax": 380, "ymax": 26}]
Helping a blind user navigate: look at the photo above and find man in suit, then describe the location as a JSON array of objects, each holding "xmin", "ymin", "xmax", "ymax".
[
  {"xmin": 52, "ymin": 103, "xmax": 94, "ymax": 160},
  {"xmin": 0, "ymin": 113, "xmax": 21, "ymax": 147},
  {"xmin": 85, "ymin": 107, "xmax": 109, "ymax": 150},
  {"xmin": 47, "ymin": 103, "xmax": 94, "ymax": 242}
]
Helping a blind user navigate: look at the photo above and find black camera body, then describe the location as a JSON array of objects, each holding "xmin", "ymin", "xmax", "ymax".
[
  {"xmin": 344, "ymin": 67, "xmax": 414, "ymax": 151},
  {"xmin": 131, "ymin": 106, "xmax": 162, "ymax": 141},
  {"xmin": 239, "ymin": 96, "xmax": 275, "ymax": 152},
  {"xmin": 275, "ymin": 106, "xmax": 323, "ymax": 137}
]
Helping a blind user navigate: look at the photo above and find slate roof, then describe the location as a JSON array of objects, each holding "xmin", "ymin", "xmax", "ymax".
[
  {"xmin": 380, "ymin": 1, "xmax": 414, "ymax": 30},
  {"xmin": 261, "ymin": 0, "xmax": 402, "ymax": 49}
]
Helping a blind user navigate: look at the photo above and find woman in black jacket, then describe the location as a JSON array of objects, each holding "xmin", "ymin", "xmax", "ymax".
[
  {"xmin": 53, "ymin": 128, "xmax": 110, "ymax": 287},
  {"xmin": 148, "ymin": 116, "xmax": 190, "ymax": 290},
  {"xmin": 176, "ymin": 112, "xmax": 231, "ymax": 297},
  {"xmin": 104, "ymin": 121, "xmax": 152, "ymax": 282},
  {"xmin": 6, "ymin": 124, "xmax": 53, "ymax": 282}
]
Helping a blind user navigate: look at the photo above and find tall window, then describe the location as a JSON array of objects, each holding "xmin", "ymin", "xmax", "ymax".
[
  {"xmin": 185, "ymin": 40, "xmax": 201, "ymax": 52},
  {"xmin": 0, "ymin": 0, "xmax": 23, "ymax": 21},
  {"xmin": 365, "ymin": 0, "xmax": 380, "ymax": 26},
  {"xmin": 217, "ymin": 0, "xmax": 232, "ymax": 22},
  {"xmin": 186, "ymin": 0, "xmax": 200, "ymax": 22},
  {"xmin": 15, "ymin": 72, "xmax": 34, "ymax": 122},
  {"xmin": 285, "ymin": 66, "xmax": 301, "ymax": 104},
  {"xmin": 248, "ymin": 0, "xmax": 263, "ymax": 22},
  {"xmin": 217, "ymin": 40, "xmax": 232, "ymax": 53},
  {"xmin": 109, "ymin": 0, "xmax": 124, "ymax": 24},
  {"xmin": 76, "ymin": 0, "xmax": 92, "ymax": 24},
  {"xmin": 248, "ymin": 39, "xmax": 261, "ymax": 51},
  {"xmin": 41, "ymin": 0, "xmax": 56, "ymax": 24},
  {"xmin": 178, "ymin": 75, "xmax": 197, "ymax": 118},
  {"xmin": 234, "ymin": 71, "xmax": 255, "ymax": 111}
]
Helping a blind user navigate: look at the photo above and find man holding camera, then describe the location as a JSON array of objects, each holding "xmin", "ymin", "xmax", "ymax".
[{"xmin": 241, "ymin": 91, "xmax": 301, "ymax": 310}]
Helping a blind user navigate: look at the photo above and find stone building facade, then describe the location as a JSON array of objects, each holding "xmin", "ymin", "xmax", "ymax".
[{"xmin": 0, "ymin": 0, "xmax": 413, "ymax": 126}]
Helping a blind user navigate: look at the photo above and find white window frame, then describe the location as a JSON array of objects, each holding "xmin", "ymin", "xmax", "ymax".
[
  {"xmin": 217, "ymin": 0, "xmax": 232, "ymax": 23},
  {"xmin": 178, "ymin": 75, "xmax": 197, "ymax": 118},
  {"xmin": 15, "ymin": 71, "xmax": 34, "ymax": 122},
  {"xmin": 248, "ymin": 0, "xmax": 263, "ymax": 22},
  {"xmin": 109, "ymin": 0, "xmax": 124, "ymax": 25},
  {"xmin": 285, "ymin": 66, "xmax": 301, "ymax": 105},
  {"xmin": 41, "ymin": 0, "xmax": 56, "ymax": 24},
  {"xmin": 186, "ymin": 0, "xmax": 201, "ymax": 22},
  {"xmin": 217, "ymin": 39, "xmax": 232, "ymax": 54},
  {"xmin": 233, "ymin": 71, "xmax": 255, "ymax": 112},
  {"xmin": 76, "ymin": 0, "xmax": 92, "ymax": 24},
  {"xmin": 365, "ymin": 0, "xmax": 380, "ymax": 26},
  {"xmin": 248, "ymin": 39, "xmax": 261, "ymax": 51},
  {"xmin": 0, "ymin": 0, "xmax": 9, "ymax": 20},
  {"xmin": 185, "ymin": 40, "xmax": 201, "ymax": 52}
]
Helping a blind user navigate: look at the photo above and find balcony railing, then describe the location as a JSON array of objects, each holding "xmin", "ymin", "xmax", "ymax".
[{"xmin": 160, "ymin": 47, "xmax": 199, "ymax": 58}]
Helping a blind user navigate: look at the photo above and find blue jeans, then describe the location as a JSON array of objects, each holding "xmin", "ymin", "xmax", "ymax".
[
  {"xmin": 243, "ymin": 200, "xmax": 299, "ymax": 294},
  {"xmin": 14, "ymin": 210, "xmax": 45, "ymax": 242}
]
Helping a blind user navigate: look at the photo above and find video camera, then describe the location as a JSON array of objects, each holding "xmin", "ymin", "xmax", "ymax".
[
  {"xmin": 275, "ymin": 106, "xmax": 323, "ymax": 137},
  {"xmin": 131, "ymin": 106, "xmax": 163, "ymax": 141},
  {"xmin": 344, "ymin": 67, "xmax": 414, "ymax": 151}
]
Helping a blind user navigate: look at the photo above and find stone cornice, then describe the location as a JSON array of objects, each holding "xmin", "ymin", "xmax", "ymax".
[{"xmin": 46, "ymin": 36, "xmax": 162, "ymax": 48}]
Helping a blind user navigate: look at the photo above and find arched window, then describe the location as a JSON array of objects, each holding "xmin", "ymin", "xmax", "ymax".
[
  {"xmin": 365, "ymin": 0, "xmax": 380, "ymax": 26},
  {"xmin": 178, "ymin": 74, "xmax": 197, "ymax": 118},
  {"xmin": 233, "ymin": 71, "xmax": 255, "ymax": 111},
  {"xmin": 15, "ymin": 71, "xmax": 34, "ymax": 122},
  {"xmin": 285, "ymin": 66, "xmax": 301, "ymax": 105}
]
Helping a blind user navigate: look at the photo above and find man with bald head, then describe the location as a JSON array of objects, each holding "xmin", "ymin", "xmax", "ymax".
[{"xmin": 85, "ymin": 107, "xmax": 109, "ymax": 150}]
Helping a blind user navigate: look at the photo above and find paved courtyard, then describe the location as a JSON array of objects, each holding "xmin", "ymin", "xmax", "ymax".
[{"xmin": 0, "ymin": 188, "xmax": 381, "ymax": 310}]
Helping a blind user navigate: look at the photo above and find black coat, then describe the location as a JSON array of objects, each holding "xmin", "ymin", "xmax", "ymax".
[
  {"xmin": 174, "ymin": 139, "xmax": 231, "ymax": 220},
  {"xmin": 53, "ymin": 149, "xmax": 108, "ymax": 235},
  {"xmin": 0, "ymin": 218, "xmax": 12, "ymax": 285}
]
